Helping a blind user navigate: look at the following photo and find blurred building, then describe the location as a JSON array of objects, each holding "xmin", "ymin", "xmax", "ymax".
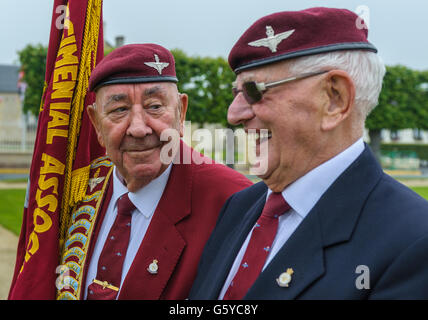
[
  {"xmin": 0, "ymin": 65, "xmax": 22, "ymax": 145},
  {"xmin": 0, "ymin": 64, "xmax": 35, "ymax": 169},
  {"xmin": 103, "ymin": 22, "xmax": 125, "ymax": 54}
]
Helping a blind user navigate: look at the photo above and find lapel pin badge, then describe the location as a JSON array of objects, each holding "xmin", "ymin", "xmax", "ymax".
[
  {"xmin": 276, "ymin": 268, "xmax": 294, "ymax": 287},
  {"xmin": 147, "ymin": 259, "xmax": 159, "ymax": 274}
]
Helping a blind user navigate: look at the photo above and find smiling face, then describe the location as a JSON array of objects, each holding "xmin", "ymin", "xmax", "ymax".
[
  {"xmin": 228, "ymin": 60, "xmax": 356, "ymax": 192},
  {"xmin": 88, "ymin": 82, "xmax": 188, "ymax": 192}
]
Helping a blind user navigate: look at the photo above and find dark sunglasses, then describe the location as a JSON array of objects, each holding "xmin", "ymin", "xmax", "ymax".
[{"xmin": 232, "ymin": 70, "xmax": 330, "ymax": 104}]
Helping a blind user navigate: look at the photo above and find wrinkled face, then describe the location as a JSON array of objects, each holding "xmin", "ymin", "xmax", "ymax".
[
  {"xmin": 228, "ymin": 62, "xmax": 329, "ymax": 192},
  {"xmin": 88, "ymin": 82, "xmax": 188, "ymax": 192}
]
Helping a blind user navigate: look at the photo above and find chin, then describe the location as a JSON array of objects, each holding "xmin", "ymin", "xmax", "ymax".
[
  {"xmin": 119, "ymin": 162, "xmax": 163, "ymax": 190},
  {"xmin": 133, "ymin": 163, "xmax": 164, "ymax": 179},
  {"xmin": 254, "ymin": 158, "xmax": 286, "ymax": 190}
]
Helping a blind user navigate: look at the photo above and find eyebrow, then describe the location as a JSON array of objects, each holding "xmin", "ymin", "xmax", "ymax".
[
  {"xmin": 233, "ymin": 74, "xmax": 257, "ymax": 88},
  {"xmin": 241, "ymin": 75, "xmax": 256, "ymax": 82},
  {"xmin": 100, "ymin": 85, "xmax": 169, "ymax": 109},
  {"xmin": 143, "ymin": 85, "xmax": 166, "ymax": 97},
  {"xmin": 103, "ymin": 93, "xmax": 129, "ymax": 108}
]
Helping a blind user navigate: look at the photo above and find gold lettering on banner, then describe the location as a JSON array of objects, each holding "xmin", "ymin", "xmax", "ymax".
[
  {"xmin": 47, "ymin": 14, "xmax": 78, "ymax": 144},
  {"xmin": 20, "ymin": 4, "xmax": 79, "ymax": 273},
  {"xmin": 21, "ymin": 153, "xmax": 65, "ymax": 272},
  {"xmin": 33, "ymin": 207, "xmax": 53, "ymax": 233},
  {"xmin": 38, "ymin": 174, "xmax": 59, "ymax": 195},
  {"xmin": 55, "ymin": 42, "xmax": 78, "ymax": 67},
  {"xmin": 40, "ymin": 153, "xmax": 66, "ymax": 175}
]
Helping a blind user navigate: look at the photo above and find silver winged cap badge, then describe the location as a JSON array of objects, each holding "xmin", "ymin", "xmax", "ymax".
[
  {"xmin": 144, "ymin": 54, "xmax": 169, "ymax": 75},
  {"xmin": 248, "ymin": 25, "xmax": 295, "ymax": 53}
]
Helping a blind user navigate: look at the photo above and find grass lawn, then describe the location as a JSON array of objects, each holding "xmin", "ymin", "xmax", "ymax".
[
  {"xmin": 411, "ymin": 186, "xmax": 428, "ymax": 200},
  {"xmin": 0, "ymin": 189, "xmax": 25, "ymax": 235},
  {"xmin": 0, "ymin": 186, "xmax": 428, "ymax": 236}
]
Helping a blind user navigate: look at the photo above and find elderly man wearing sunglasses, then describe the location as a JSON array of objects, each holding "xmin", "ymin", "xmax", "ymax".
[{"xmin": 189, "ymin": 7, "xmax": 428, "ymax": 300}]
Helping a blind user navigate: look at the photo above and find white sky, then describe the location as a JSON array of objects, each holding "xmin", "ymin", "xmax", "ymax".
[{"xmin": 1, "ymin": 0, "xmax": 427, "ymax": 70}]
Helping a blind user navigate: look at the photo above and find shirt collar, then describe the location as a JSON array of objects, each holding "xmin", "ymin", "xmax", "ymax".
[
  {"xmin": 267, "ymin": 138, "xmax": 365, "ymax": 219},
  {"xmin": 112, "ymin": 164, "xmax": 172, "ymax": 219}
]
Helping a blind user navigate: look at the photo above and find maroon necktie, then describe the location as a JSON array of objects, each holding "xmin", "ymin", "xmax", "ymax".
[
  {"xmin": 223, "ymin": 192, "xmax": 290, "ymax": 300},
  {"xmin": 87, "ymin": 193, "xmax": 135, "ymax": 300}
]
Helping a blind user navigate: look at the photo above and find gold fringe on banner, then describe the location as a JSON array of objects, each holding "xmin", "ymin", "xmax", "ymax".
[
  {"xmin": 70, "ymin": 164, "xmax": 91, "ymax": 204},
  {"xmin": 59, "ymin": 0, "xmax": 103, "ymax": 251}
]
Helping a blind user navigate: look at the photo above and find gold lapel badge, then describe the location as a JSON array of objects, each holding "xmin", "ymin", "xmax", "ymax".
[
  {"xmin": 147, "ymin": 259, "xmax": 159, "ymax": 274},
  {"xmin": 276, "ymin": 268, "xmax": 294, "ymax": 287}
]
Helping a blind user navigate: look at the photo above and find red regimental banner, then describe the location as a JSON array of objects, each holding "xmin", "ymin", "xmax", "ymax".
[{"xmin": 9, "ymin": 0, "xmax": 105, "ymax": 299}]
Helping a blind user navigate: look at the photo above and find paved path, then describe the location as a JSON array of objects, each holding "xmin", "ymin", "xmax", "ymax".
[
  {"xmin": 0, "ymin": 182, "xmax": 25, "ymax": 299},
  {"xmin": 0, "ymin": 225, "xmax": 18, "ymax": 300},
  {"xmin": 0, "ymin": 182, "xmax": 27, "ymax": 190}
]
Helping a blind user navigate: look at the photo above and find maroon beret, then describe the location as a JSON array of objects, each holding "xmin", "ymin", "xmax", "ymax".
[
  {"xmin": 89, "ymin": 43, "xmax": 177, "ymax": 91},
  {"xmin": 229, "ymin": 7, "xmax": 377, "ymax": 74}
]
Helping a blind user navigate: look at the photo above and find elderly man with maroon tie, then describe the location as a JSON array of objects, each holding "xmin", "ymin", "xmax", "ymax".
[
  {"xmin": 189, "ymin": 7, "xmax": 428, "ymax": 300},
  {"xmin": 57, "ymin": 43, "xmax": 252, "ymax": 300}
]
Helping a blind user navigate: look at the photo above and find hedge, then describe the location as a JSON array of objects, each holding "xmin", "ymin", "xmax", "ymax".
[{"xmin": 381, "ymin": 143, "xmax": 428, "ymax": 161}]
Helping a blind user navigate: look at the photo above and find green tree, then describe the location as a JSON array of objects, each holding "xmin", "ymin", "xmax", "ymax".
[
  {"xmin": 413, "ymin": 70, "xmax": 428, "ymax": 131},
  {"xmin": 18, "ymin": 44, "xmax": 48, "ymax": 116},
  {"xmin": 172, "ymin": 49, "xmax": 235, "ymax": 127},
  {"xmin": 172, "ymin": 49, "xmax": 237, "ymax": 166},
  {"xmin": 366, "ymin": 65, "xmax": 427, "ymax": 159}
]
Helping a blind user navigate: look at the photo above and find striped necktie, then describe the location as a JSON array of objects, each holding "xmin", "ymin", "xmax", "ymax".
[
  {"xmin": 223, "ymin": 192, "xmax": 290, "ymax": 300},
  {"xmin": 87, "ymin": 193, "xmax": 135, "ymax": 300}
]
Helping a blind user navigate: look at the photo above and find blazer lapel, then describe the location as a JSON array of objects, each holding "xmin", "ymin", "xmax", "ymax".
[
  {"xmin": 118, "ymin": 157, "xmax": 192, "ymax": 299},
  {"xmin": 118, "ymin": 207, "xmax": 186, "ymax": 299},
  {"xmin": 246, "ymin": 145, "xmax": 383, "ymax": 299},
  {"xmin": 197, "ymin": 190, "xmax": 267, "ymax": 299}
]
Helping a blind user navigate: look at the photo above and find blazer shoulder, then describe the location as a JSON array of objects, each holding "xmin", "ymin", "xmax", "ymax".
[
  {"xmin": 364, "ymin": 172, "xmax": 428, "ymax": 238},
  {"xmin": 192, "ymin": 160, "xmax": 253, "ymax": 191},
  {"xmin": 374, "ymin": 173, "xmax": 428, "ymax": 213}
]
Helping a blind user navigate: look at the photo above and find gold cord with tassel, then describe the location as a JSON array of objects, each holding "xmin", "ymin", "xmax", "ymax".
[{"xmin": 59, "ymin": 0, "xmax": 103, "ymax": 252}]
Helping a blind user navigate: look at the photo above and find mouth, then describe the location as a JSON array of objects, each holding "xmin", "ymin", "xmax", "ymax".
[
  {"xmin": 124, "ymin": 148, "xmax": 157, "ymax": 154},
  {"xmin": 122, "ymin": 143, "xmax": 161, "ymax": 153},
  {"xmin": 245, "ymin": 129, "xmax": 271, "ymax": 176},
  {"xmin": 120, "ymin": 135, "xmax": 162, "ymax": 154},
  {"xmin": 121, "ymin": 144, "xmax": 163, "ymax": 159},
  {"xmin": 246, "ymin": 129, "xmax": 272, "ymax": 144}
]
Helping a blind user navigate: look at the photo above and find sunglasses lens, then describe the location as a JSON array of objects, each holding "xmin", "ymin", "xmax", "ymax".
[{"xmin": 243, "ymin": 82, "xmax": 263, "ymax": 104}]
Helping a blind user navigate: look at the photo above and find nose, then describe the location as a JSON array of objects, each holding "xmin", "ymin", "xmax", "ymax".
[
  {"xmin": 126, "ymin": 104, "xmax": 153, "ymax": 137},
  {"xmin": 227, "ymin": 94, "xmax": 255, "ymax": 126}
]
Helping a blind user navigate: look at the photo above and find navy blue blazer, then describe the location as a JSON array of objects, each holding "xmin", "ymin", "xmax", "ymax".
[{"xmin": 189, "ymin": 146, "xmax": 428, "ymax": 299}]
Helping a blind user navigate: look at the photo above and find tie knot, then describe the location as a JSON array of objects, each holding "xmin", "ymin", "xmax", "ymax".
[
  {"xmin": 262, "ymin": 192, "xmax": 290, "ymax": 218},
  {"xmin": 117, "ymin": 193, "xmax": 135, "ymax": 216}
]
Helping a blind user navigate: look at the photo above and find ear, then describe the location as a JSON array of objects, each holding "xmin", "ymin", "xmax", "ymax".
[
  {"xmin": 178, "ymin": 93, "xmax": 188, "ymax": 137},
  {"xmin": 321, "ymin": 70, "xmax": 355, "ymax": 131},
  {"xmin": 87, "ymin": 104, "xmax": 105, "ymax": 148}
]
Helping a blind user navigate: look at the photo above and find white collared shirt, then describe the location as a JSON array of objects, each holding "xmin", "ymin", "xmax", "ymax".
[
  {"xmin": 219, "ymin": 138, "xmax": 365, "ymax": 299},
  {"xmin": 84, "ymin": 164, "xmax": 172, "ymax": 299}
]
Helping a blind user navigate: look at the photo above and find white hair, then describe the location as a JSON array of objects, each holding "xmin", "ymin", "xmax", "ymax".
[{"xmin": 287, "ymin": 50, "xmax": 386, "ymax": 119}]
